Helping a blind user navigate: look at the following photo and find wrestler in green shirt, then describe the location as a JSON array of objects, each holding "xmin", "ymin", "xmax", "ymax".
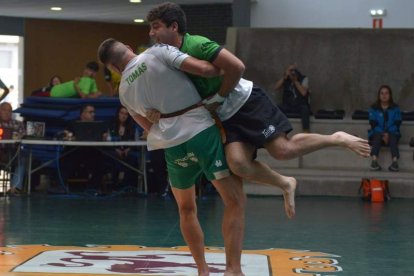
[{"xmin": 180, "ymin": 33, "xmax": 223, "ymax": 99}]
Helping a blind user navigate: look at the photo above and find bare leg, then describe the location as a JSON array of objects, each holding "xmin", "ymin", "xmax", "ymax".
[
  {"xmin": 171, "ymin": 186, "xmax": 209, "ymax": 276},
  {"xmin": 265, "ymin": 131, "xmax": 371, "ymax": 160},
  {"xmin": 225, "ymin": 142, "xmax": 297, "ymax": 219},
  {"xmin": 212, "ymin": 174, "xmax": 246, "ymax": 276}
]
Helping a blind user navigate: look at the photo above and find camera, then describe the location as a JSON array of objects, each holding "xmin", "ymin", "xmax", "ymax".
[{"xmin": 291, "ymin": 69, "xmax": 299, "ymax": 76}]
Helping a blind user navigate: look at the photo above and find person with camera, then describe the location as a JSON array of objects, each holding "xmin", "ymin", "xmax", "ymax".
[{"xmin": 274, "ymin": 64, "xmax": 311, "ymax": 132}]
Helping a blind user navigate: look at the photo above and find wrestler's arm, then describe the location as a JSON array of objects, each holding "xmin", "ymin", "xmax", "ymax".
[
  {"xmin": 180, "ymin": 56, "xmax": 222, "ymax": 78},
  {"xmin": 143, "ymin": 56, "xmax": 221, "ymax": 123},
  {"xmin": 211, "ymin": 48, "xmax": 245, "ymax": 97},
  {"xmin": 131, "ymin": 113, "xmax": 153, "ymax": 132}
]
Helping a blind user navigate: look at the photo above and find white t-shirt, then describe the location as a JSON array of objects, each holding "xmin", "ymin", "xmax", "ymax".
[
  {"xmin": 119, "ymin": 44, "xmax": 214, "ymax": 150},
  {"xmin": 216, "ymin": 78, "xmax": 253, "ymax": 121}
]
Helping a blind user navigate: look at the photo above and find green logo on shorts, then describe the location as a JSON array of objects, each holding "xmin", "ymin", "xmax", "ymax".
[{"xmin": 175, "ymin": 152, "xmax": 199, "ymax": 167}]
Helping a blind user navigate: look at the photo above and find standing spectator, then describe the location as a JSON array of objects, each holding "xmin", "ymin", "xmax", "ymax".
[
  {"xmin": 369, "ymin": 85, "xmax": 402, "ymax": 171},
  {"xmin": 274, "ymin": 64, "xmax": 311, "ymax": 132}
]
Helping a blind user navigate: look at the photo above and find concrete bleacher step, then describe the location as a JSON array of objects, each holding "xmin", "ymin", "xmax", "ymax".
[
  {"xmin": 256, "ymin": 146, "xmax": 414, "ymax": 171},
  {"xmin": 244, "ymin": 168, "xmax": 414, "ymax": 198},
  {"xmin": 244, "ymin": 143, "xmax": 414, "ymax": 198},
  {"xmin": 288, "ymin": 118, "xmax": 414, "ymax": 144}
]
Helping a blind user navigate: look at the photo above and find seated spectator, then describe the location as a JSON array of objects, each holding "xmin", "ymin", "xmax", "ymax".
[
  {"xmin": 63, "ymin": 104, "xmax": 106, "ymax": 140},
  {"xmin": 60, "ymin": 104, "xmax": 107, "ymax": 194},
  {"xmin": 31, "ymin": 75, "xmax": 62, "ymax": 96},
  {"xmin": 50, "ymin": 62, "xmax": 102, "ymax": 98},
  {"xmin": 274, "ymin": 64, "xmax": 311, "ymax": 132},
  {"xmin": 106, "ymin": 106, "xmax": 136, "ymax": 186},
  {"xmin": 369, "ymin": 85, "xmax": 402, "ymax": 172},
  {"xmin": 0, "ymin": 102, "xmax": 26, "ymax": 195}
]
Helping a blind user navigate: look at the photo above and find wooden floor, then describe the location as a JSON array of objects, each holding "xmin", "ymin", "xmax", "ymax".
[{"xmin": 0, "ymin": 195, "xmax": 413, "ymax": 275}]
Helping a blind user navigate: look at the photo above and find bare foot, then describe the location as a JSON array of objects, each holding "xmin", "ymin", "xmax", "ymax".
[
  {"xmin": 333, "ymin": 131, "xmax": 371, "ymax": 157},
  {"xmin": 283, "ymin": 177, "xmax": 297, "ymax": 219},
  {"xmin": 199, "ymin": 269, "xmax": 210, "ymax": 276}
]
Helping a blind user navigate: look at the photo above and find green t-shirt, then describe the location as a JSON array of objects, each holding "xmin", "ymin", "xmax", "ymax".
[
  {"xmin": 180, "ymin": 33, "xmax": 223, "ymax": 99},
  {"xmin": 50, "ymin": 77, "xmax": 97, "ymax": 98}
]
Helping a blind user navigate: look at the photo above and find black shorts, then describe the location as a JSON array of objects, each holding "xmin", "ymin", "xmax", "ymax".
[{"xmin": 222, "ymin": 85, "xmax": 292, "ymax": 149}]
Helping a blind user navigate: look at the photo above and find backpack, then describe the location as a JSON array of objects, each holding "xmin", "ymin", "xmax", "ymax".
[{"xmin": 359, "ymin": 178, "xmax": 390, "ymax": 202}]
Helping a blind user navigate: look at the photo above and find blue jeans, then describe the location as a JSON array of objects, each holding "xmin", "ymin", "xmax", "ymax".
[
  {"xmin": 11, "ymin": 148, "xmax": 28, "ymax": 190},
  {"xmin": 370, "ymin": 132, "xmax": 400, "ymax": 159}
]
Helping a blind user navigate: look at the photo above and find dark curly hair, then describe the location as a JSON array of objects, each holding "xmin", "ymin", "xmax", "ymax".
[{"xmin": 146, "ymin": 2, "xmax": 187, "ymax": 34}]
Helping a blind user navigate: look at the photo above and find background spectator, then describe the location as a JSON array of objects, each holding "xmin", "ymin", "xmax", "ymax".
[
  {"xmin": 31, "ymin": 75, "xmax": 62, "ymax": 97},
  {"xmin": 274, "ymin": 64, "xmax": 311, "ymax": 132},
  {"xmin": 0, "ymin": 102, "xmax": 26, "ymax": 195},
  {"xmin": 106, "ymin": 106, "xmax": 136, "ymax": 187},
  {"xmin": 369, "ymin": 85, "xmax": 402, "ymax": 172},
  {"xmin": 50, "ymin": 62, "xmax": 102, "ymax": 98},
  {"xmin": 60, "ymin": 104, "xmax": 107, "ymax": 194},
  {"xmin": 108, "ymin": 106, "xmax": 135, "ymax": 142},
  {"xmin": 0, "ymin": 101, "xmax": 24, "ymax": 147}
]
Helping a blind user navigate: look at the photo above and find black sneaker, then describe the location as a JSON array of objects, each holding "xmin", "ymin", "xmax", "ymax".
[
  {"xmin": 388, "ymin": 161, "xmax": 399, "ymax": 172},
  {"xmin": 370, "ymin": 160, "xmax": 381, "ymax": 171},
  {"xmin": 6, "ymin": 187, "xmax": 23, "ymax": 196}
]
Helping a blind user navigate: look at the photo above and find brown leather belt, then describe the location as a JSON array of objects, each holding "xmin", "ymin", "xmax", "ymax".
[{"xmin": 160, "ymin": 102, "xmax": 203, "ymax": 118}]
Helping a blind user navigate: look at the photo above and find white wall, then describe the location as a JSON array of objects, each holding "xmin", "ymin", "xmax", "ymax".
[
  {"xmin": 251, "ymin": 0, "xmax": 414, "ymax": 28},
  {"xmin": 0, "ymin": 36, "xmax": 22, "ymax": 110}
]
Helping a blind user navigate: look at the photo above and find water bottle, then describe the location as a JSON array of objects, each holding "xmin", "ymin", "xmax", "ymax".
[{"xmin": 106, "ymin": 129, "xmax": 112, "ymax": 141}]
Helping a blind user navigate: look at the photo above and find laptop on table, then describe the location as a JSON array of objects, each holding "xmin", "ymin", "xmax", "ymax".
[{"xmin": 70, "ymin": 121, "xmax": 107, "ymax": 141}]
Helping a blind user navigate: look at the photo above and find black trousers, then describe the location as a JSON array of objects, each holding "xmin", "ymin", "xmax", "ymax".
[
  {"xmin": 60, "ymin": 147, "xmax": 105, "ymax": 190},
  {"xmin": 146, "ymin": 149, "xmax": 168, "ymax": 194},
  {"xmin": 370, "ymin": 132, "xmax": 400, "ymax": 159}
]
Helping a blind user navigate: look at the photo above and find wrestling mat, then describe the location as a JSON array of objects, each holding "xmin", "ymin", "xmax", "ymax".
[{"xmin": 0, "ymin": 245, "xmax": 342, "ymax": 275}]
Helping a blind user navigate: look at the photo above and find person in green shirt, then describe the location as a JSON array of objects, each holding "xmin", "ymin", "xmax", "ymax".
[{"xmin": 50, "ymin": 61, "xmax": 102, "ymax": 98}]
